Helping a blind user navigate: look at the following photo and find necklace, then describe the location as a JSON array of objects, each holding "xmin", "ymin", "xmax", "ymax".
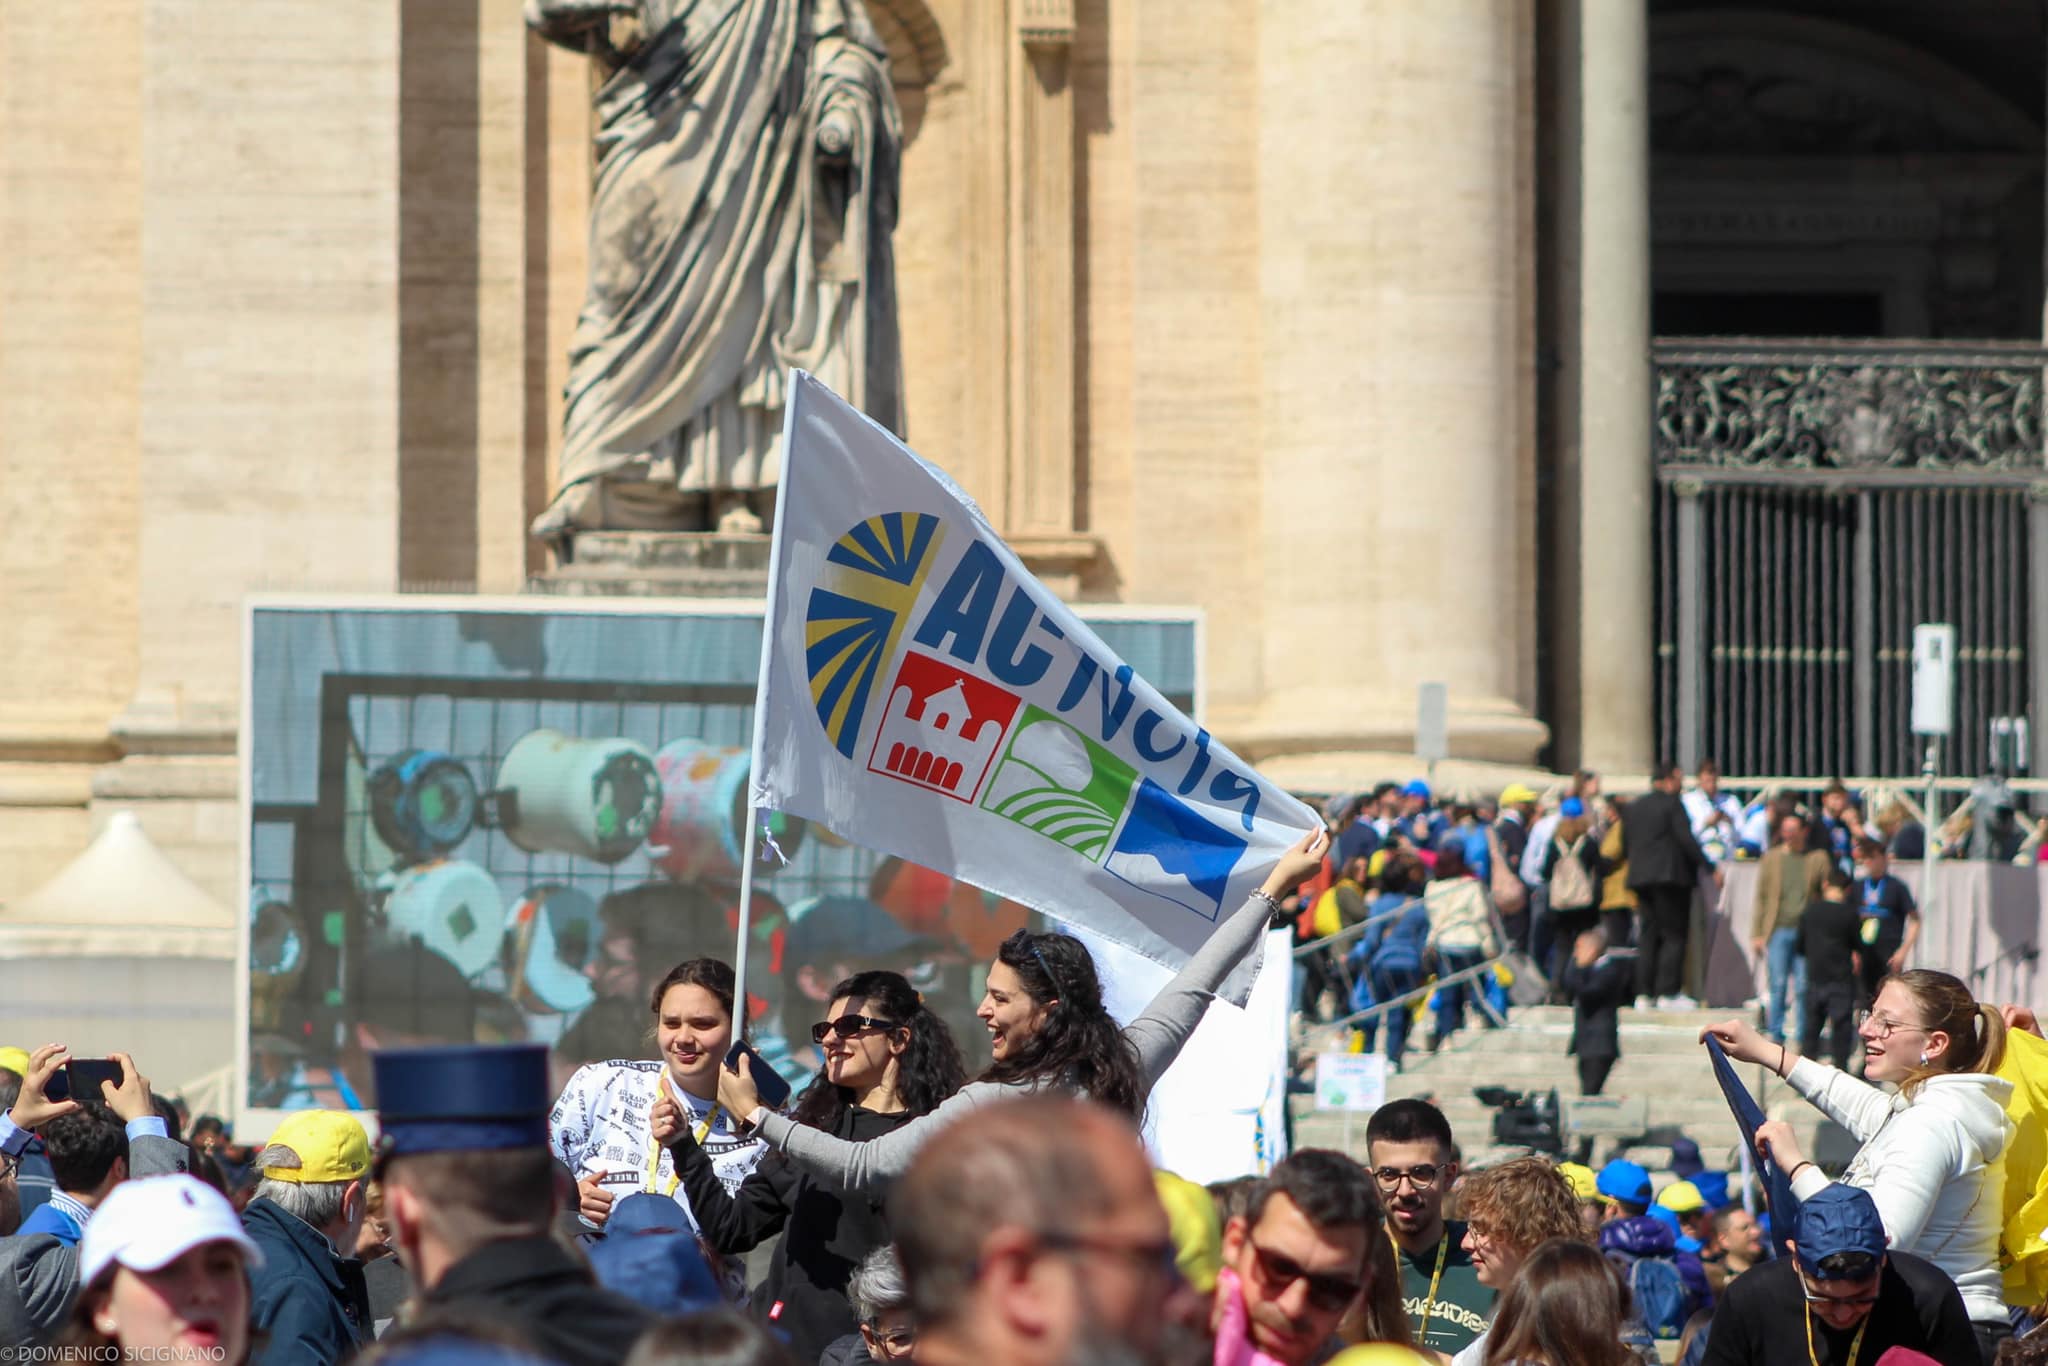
[
  {"xmin": 1388, "ymin": 1225, "xmax": 1450, "ymax": 1340},
  {"xmin": 1804, "ymin": 1304, "xmax": 1868, "ymax": 1366}
]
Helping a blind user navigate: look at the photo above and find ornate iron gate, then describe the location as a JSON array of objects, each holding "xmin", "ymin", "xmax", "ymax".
[{"xmin": 1652, "ymin": 341, "xmax": 2046, "ymax": 779}]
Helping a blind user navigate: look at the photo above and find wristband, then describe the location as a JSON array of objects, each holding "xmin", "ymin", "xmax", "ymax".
[
  {"xmin": 1787, "ymin": 1160, "xmax": 1815, "ymax": 1181},
  {"xmin": 1250, "ymin": 889, "xmax": 1283, "ymax": 918}
]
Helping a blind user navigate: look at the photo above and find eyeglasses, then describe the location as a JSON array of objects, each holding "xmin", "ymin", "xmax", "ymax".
[
  {"xmin": 1246, "ymin": 1240, "xmax": 1364, "ymax": 1313},
  {"xmin": 1854, "ymin": 1010, "xmax": 1929, "ymax": 1041},
  {"xmin": 863, "ymin": 1324, "xmax": 916, "ymax": 1353},
  {"xmin": 811, "ymin": 1014, "xmax": 901, "ymax": 1044},
  {"xmin": 1798, "ymin": 1274, "xmax": 1882, "ymax": 1309},
  {"xmin": 1039, "ymin": 1230, "xmax": 1180, "ymax": 1282},
  {"xmin": 1372, "ymin": 1164, "xmax": 1442, "ymax": 1191}
]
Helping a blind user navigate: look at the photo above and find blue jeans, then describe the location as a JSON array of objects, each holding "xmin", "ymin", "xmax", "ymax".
[
  {"xmin": 1367, "ymin": 962, "xmax": 1423, "ymax": 1066},
  {"xmin": 1765, "ymin": 927, "xmax": 1807, "ymax": 1043},
  {"xmin": 1433, "ymin": 946, "xmax": 1488, "ymax": 1040}
]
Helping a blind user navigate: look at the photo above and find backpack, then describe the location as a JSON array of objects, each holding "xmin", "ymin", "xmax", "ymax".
[
  {"xmin": 1487, "ymin": 826, "xmax": 1527, "ymax": 915},
  {"xmin": 1548, "ymin": 834, "xmax": 1595, "ymax": 911},
  {"xmin": 1623, "ymin": 1256, "xmax": 1690, "ymax": 1340}
]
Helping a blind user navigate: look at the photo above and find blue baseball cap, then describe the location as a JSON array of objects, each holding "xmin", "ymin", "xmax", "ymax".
[
  {"xmin": 588, "ymin": 1194, "xmax": 723, "ymax": 1315},
  {"xmin": 1596, "ymin": 1159, "xmax": 1653, "ymax": 1208},
  {"xmin": 372, "ymin": 1044, "xmax": 551, "ymax": 1159},
  {"xmin": 1793, "ymin": 1185, "xmax": 1887, "ymax": 1277},
  {"xmin": 1669, "ymin": 1137, "xmax": 1704, "ymax": 1179},
  {"xmin": 1561, "ymin": 797, "xmax": 1586, "ymax": 818},
  {"xmin": 1402, "ymin": 780, "xmax": 1431, "ymax": 800},
  {"xmin": 1692, "ymin": 1171, "xmax": 1731, "ymax": 1210}
]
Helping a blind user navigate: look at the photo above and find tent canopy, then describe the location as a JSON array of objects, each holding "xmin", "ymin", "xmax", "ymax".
[{"xmin": 1, "ymin": 812, "xmax": 234, "ymax": 957}]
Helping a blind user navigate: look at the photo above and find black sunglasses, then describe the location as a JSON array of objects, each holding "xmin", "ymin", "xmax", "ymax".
[
  {"xmin": 1248, "ymin": 1241, "xmax": 1363, "ymax": 1312},
  {"xmin": 811, "ymin": 1014, "xmax": 901, "ymax": 1044}
]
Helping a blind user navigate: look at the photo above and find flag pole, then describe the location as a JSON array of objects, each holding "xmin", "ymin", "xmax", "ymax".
[{"xmin": 732, "ymin": 372, "xmax": 807, "ymax": 1037}]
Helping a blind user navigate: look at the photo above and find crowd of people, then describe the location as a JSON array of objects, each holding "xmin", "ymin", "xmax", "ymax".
[
  {"xmin": 1290, "ymin": 760, "xmax": 1964, "ymax": 1088},
  {"xmin": 6, "ymin": 775, "xmax": 2048, "ymax": 1365}
]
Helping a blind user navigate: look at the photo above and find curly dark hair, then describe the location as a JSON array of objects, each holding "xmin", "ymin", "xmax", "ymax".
[
  {"xmin": 978, "ymin": 929, "xmax": 1144, "ymax": 1119},
  {"xmin": 788, "ymin": 971, "xmax": 967, "ymax": 1130}
]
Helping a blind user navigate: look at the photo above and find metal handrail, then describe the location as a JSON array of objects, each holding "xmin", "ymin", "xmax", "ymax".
[
  {"xmin": 1311, "ymin": 951, "xmax": 1512, "ymax": 1034},
  {"xmin": 1289, "ymin": 895, "xmax": 1422, "ymax": 960}
]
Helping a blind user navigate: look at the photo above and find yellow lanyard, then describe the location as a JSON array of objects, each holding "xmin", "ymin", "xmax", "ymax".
[
  {"xmin": 643, "ymin": 1076, "xmax": 720, "ymax": 1197},
  {"xmin": 1389, "ymin": 1226, "xmax": 1449, "ymax": 1341},
  {"xmin": 1804, "ymin": 1305, "xmax": 1868, "ymax": 1366}
]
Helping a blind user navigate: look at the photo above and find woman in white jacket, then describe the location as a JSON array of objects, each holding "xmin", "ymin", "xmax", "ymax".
[{"xmin": 1703, "ymin": 968, "xmax": 2013, "ymax": 1364}]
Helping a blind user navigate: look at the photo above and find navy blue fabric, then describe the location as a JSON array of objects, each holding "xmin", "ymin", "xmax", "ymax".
[{"xmin": 1704, "ymin": 1036, "xmax": 1795, "ymax": 1259}]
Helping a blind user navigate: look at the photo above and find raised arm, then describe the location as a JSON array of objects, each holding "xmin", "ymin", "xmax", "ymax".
[
  {"xmin": 751, "ymin": 1082, "xmax": 1005, "ymax": 1194},
  {"xmin": 1124, "ymin": 829, "xmax": 1329, "ymax": 1089}
]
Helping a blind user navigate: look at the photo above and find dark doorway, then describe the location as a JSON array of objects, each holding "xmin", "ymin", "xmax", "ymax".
[{"xmin": 1653, "ymin": 291, "xmax": 1885, "ymax": 338}]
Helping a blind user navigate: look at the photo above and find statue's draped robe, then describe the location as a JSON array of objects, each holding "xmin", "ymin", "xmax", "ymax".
[{"xmin": 528, "ymin": 0, "xmax": 902, "ymax": 538}]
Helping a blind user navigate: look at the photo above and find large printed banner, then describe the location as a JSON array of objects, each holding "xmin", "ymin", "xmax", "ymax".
[{"xmin": 753, "ymin": 373, "xmax": 1320, "ymax": 985}]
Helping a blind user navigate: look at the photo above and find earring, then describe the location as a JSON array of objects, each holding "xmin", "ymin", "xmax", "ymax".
[{"xmin": 1918, "ymin": 1051, "xmax": 1931, "ymax": 1066}]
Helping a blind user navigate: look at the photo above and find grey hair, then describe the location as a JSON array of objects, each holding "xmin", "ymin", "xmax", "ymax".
[
  {"xmin": 847, "ymin": 1245, "xmax": 909, "ymax": 1324},
  {"xmin": 254, "ymin": 1142, "xmax": 352, "ymax": 1229}
]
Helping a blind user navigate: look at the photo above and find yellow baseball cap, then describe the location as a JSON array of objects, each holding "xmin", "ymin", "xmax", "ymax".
[
  {"xmin": 0, "ymin": 1047, "xmax": 30, "ymax": 1078},
  {"xmin": 1153, "ymin": 1170, "xmax": 1222, "ymax": 1294},
  {"xmin": 262, "ymin": 1110, "xmax": 372, "ymax": 1183},
  {"xmin": 1327, "ymin": 1349, "xmax": 1434, "ymax": 1366},
  {"xmin": 1657, "ymin": 1179, "xmax": 1706, "ymax": 1214},
  {"xmin": 1499, "ymin": 783, "xmax": 1540, "ymax": 806},
  {"xmin": 1558, "ymin": 1161, "xmax": 1599, "ymax": 1202}
]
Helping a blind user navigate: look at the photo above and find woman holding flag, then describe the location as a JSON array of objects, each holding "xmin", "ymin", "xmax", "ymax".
[
  {"xmin": 1703, "ymin": 968, "xmax": 2014, "ymax": 1363},
  {"xmin": 713, "ymin": 827, "xmax": 1331, "ymax": 1191}
]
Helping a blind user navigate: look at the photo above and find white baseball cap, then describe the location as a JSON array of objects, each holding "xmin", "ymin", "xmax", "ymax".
[{"xmin": 79, "ymin": 1175, "xmax": 264, "ymax": 1288}]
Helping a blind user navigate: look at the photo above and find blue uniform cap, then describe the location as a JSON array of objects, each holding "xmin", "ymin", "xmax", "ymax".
[
  {"xmin": 1692, "ymin": 1171, "xmax": 1731, "ymax": 1210},
  {"xmin": 372, "ymin": 1044, "xmax": 551, "ymax": 1157},
  {"xmin": 1595, "ymin": 1158, "xmax": 1653, "ymax": 1207},
  {"xmin": 1793, "ymin": 1184, "xmax": 1888, "ymax": 1277}
]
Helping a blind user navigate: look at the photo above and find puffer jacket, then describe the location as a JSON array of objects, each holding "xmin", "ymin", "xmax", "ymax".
[
  {"xmin": 1598, "ymin": 1215, "xmax": 1712, "ymax": 1321},
  {"xmin": 1784, "ymin": 1058, "xmax": 2013, "ymax": 1323}
]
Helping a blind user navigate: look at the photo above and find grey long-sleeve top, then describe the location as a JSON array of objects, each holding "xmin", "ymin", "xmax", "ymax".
[{"xmin": 754, "ymin": 892, "xmax": 1279, "ymax": 1193}]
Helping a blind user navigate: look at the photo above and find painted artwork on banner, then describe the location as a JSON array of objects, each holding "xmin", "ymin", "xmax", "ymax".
[
  {"xmin": 239, "ymin": 598, "xmax": 1198, "ymax": 1128},
  {"xmin": 757, "ymin": 374, "xmax": 1319, "ymax": 980}
]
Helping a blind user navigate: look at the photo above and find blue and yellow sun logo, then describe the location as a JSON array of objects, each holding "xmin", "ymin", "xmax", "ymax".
[{"xmin": 805, "ymin": 513, "xmax": 947, "ymax": 758}]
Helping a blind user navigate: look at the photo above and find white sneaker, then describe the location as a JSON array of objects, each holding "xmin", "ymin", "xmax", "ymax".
[
  {"xmin": 1661, "ymin": 994, "xmax": 1700, "ymax": 1011},
  {"xmin": 1634, "ymin": 996, "xmax": 1653, "ymax": 1011}
]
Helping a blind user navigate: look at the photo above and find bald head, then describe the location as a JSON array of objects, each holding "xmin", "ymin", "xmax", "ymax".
[{"xmin": 891, "ymin": 1095, "xmax": 1176, "ymax": 1364}]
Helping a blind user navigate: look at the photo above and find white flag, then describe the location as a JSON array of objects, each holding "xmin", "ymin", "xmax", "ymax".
[{"xmin": 751, "ymin": 373, "xmax": 1320, "ymax": 986}]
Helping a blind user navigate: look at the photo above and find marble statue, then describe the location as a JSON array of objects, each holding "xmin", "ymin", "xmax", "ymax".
[{"xmin": 528, "ymin": 0, "xmax": 904, "ymax": 542}]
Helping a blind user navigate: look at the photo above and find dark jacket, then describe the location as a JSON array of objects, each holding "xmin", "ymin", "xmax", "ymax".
[
  {"xmin": 673, "ymin": 1104, "xmax": 910, "ymax": 1365},
  {"xmin": 423, "ymin": 1236, "xmax": 655, "ymax": 1366},
  {"xmin": 819, "ymin": 1333, "xmax": 870, "ymax": 1366},
  {"xmin": 242, "ymin": 1197, "xmax": 372, "ymax": 1366},
  {"xmin": 1561, "ymin": 952, "xmax": 1633, "ymax": 1060},
  {"xmin": 1623, "ymin": 790, "xmax": 1708, "ymax": 891},
  {"xmin": 0, "ymin": 1132, "xmax": 189, "ymax": 1351}
]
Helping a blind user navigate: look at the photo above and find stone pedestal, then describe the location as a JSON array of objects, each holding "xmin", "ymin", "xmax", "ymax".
[{"xmin": 529, "ymin": 532, "xmax": 772, "ymax": 598}]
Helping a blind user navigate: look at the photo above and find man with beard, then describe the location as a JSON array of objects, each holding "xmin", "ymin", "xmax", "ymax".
[
  {"xmin": 893, "ymin": 1095, "xmax": 1188, "ymax": 1366},
  {"xmin": 1365, "ymin": 1099, "xmax": 1489, "ymax": 1356}
]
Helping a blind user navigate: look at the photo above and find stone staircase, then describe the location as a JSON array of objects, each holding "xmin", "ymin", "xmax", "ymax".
[{"xmin": 1290, "ymin": 1003, "xmax": 1848, "ymax": 1177}]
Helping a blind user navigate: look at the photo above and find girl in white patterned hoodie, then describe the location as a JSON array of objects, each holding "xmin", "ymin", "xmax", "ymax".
[{"xmin": 1705, "ymin": 969, "xmax": 2014, "ymax": 1364}]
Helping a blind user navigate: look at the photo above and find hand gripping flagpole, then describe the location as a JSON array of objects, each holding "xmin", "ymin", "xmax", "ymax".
[{"xmin": 732, "ymin": 373, "xmax": 808, "ymax": 1038}]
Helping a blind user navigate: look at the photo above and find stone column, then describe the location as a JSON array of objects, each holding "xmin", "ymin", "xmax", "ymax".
[
  {"xmin": 1556, "ymin": 0, "xmax": 1654, "ymax": 775},
  {"xmin": 1240, "ymin": 1, "xmax": 1546, "ymax": 767},
  {"xmin": 1010, "ymin": 0, "xmax": 1077, "ymax": 539}
]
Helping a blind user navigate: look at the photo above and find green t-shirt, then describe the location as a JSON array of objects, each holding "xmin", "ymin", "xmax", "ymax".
[{"xmin": 1395, "ymin": 1220, "xmax": 1493, "ymax": 1356}]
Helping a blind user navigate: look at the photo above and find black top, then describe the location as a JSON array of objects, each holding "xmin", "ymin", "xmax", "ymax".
[
  {"xmin": 424, "ymin": 1235, "xmax": 655, "ymax": 1366},
  {"xmin": 673, "ymin": 1104, "xmax": 911, "ymax": 1364},
  {"xmin": 1623, "ymin": 790, "xmax": 1709, "ymax": 890},
  {"xmin": 1699, "ymin": 1252, "xmax": 1975, "ymax": 1366},
  {"xmin": 1561, "ymin": 953, "xmax": 1634, "ymax": 1060},
  {"xmin": 1856, "ymin": 875, "xmax": 1916, "ymax": 930},
  {"xmin": 1799, "ymin": 897, "xmax": 1862, "ymax": 986}
]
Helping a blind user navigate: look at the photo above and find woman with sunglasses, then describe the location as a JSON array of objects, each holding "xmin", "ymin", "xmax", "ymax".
[
  {"xmin": 1703, "ymin": 968, "xmax": 2014, "ymax": 1363},
  {"xmin": 653, "ymin": 969, "xmax": 962, "ymax": 1363},
  {"xmin": 715, "ymin": 829, "xmax": 1331, "ymax": 1191}
]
